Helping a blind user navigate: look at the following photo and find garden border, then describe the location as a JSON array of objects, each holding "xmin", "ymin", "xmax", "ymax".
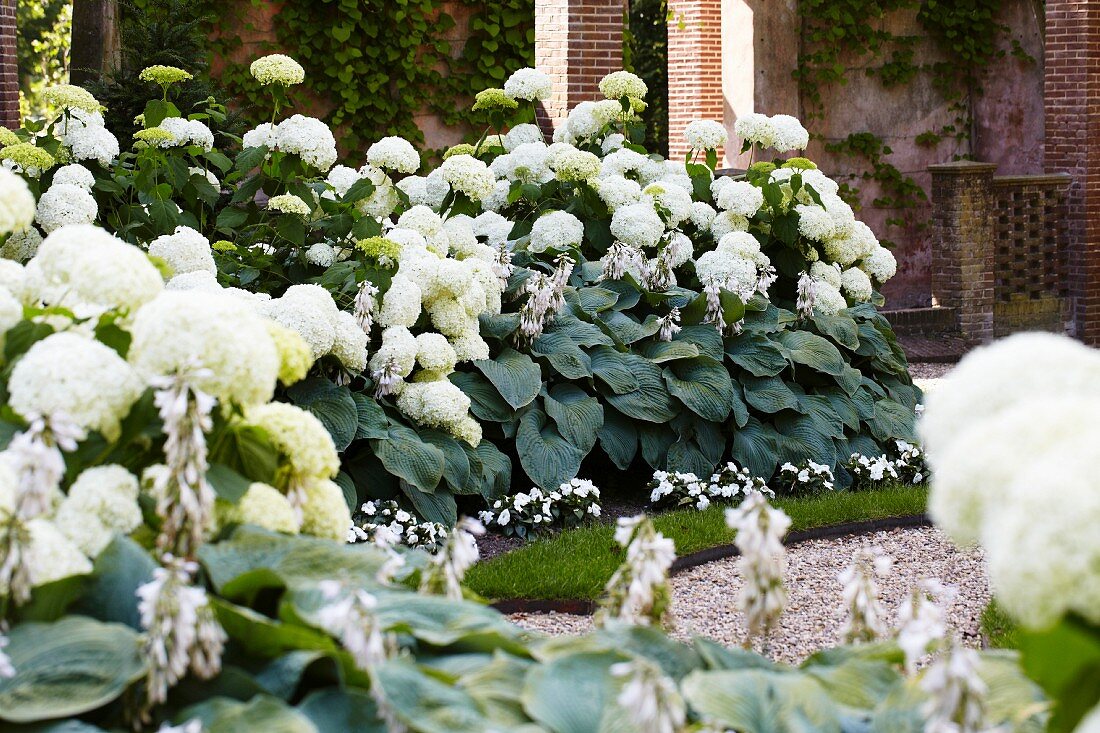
[{"xmin": 489, "ymin": 512, "xmax": 931, "ymax": 615}]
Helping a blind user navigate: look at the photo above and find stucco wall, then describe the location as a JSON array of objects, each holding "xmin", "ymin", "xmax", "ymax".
[{"xmin": 721, "ymin": 0, "xmax": 1045, "ymax": 308}]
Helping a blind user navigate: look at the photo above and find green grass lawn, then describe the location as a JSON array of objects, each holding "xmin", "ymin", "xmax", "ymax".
[
  {"xmin": 980, "ymin": 601, "xmax": 1019, "ymax": 649},
  {"xmin": 467, "ymin": 484, "xmax": 928, "ymax": 601}
]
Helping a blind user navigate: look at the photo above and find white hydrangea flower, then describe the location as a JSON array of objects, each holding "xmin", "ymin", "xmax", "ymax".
[
  {"xmin": 50, "ymin": 163, "xmax": 95, "ymax": 191},
  {"xmin": 158, "ymin": 117, "xmax": 215, "ymax": 152},
  {"xmin": 472, "ymin": 211, "xmax": 514, "ymax": 246},
  {"xmin": 129, "ymin": 290, "xmax": 280, "ymax": 407},
  {"xmin": 689, "ymin": 201, "xmax": 716, "ymax": 230},
  {"xmin": 415, "ymin": 332, "xmax": 457, "ymax": 374},
  {"xmin": 396, "ymin": 379, "xmax": 473, "ymax": 441},
  {"xmin": 275, "ymin": 115, "xmax": 338, "ymax": 171},
  {"xmin": 551, "ymin": 148, "xmax": 601, "ymax": 182},
  {"xmin": 794, "ymin": 204, "xmax": 837, "ymax": 241},
  {"xmin": 325, "ymin": 165, "xmax": 362, "ymax": 198},
  {"xmin": 0, "ymin": 169, "xmax": 35, "ymax": 237},
  {"xmin": 734, "ymin": 112, "xmax": 774, "ymax": 148},
  {"xmin": 330, "ymin": 310, "xmax": 368, "ymax": 373},
  {"xmin": 861, "ymin": 245, "xmax": 897, "ymax": 284},
  {"xmin": 367, "ymin": 136, "xmax": 420, "ymax": 175},
  {"xmin": 64, "ymin": 125, "xmax": 119, "ymax": 167},
  {"xmin": 770, "ymin": 114, "xmax": 809, "ymax": 152},
  {"xmin": 503, "ymin": 123, "xmax": 544, "ymax": 151},
  {"xmin": 529, "ymin": 210, "xmax": 583, "ymax": 253},
  {"xmin": 0, "ymin": 519, "xmax": 92, "ymax": 596},
  {"xmin": 840, "ymin": 267, "xmax": 873, "ymax": 301},
  {"xmin": 440, "ymin": 154, "xmax": 495, "ymax": 201},
  {"xmin": 24, "ymin": 224, "xmax": 164, "ymax": 316},
  {"xmin": 601, "ymin": 148, "xmax": 664, "ymax": 184},
  {"xmin": 245, "ymin": 402, "xmax": 339, "ymax": 481},
  {"xmin": 684, "ymin": 119, "xmax": 728, "ymax": 150},
  {"xmin": 716, "ymin": 180, "xmax": 764, "ymax": 216},
  {"xmin": 267, "ymin": 193, "xmax": 312, "ymax": 217},
  {"xmin": 379, "ymin": 274, "xmax": 423, "ymax": 328},
  {"xmin": 601, "ymin": 133, "xmax": 626, "ymax": 154},
  {"xmin": 593, "ymin": 175, "xmax": 642, "ymax": 211},
  {"xmin": 148, "ymin": 225, "xmax": 216, "ymax": 277},
  {"xmin": 599, "ymin": 70, "xmax": 647, "ymax": 100},
  {"xmin": 398, "ymin": 204, "xmax": 444, "ymax": 239},
  {"xmin": 503, "ymin": 67, "xmax": 552, "ymax": 101},
  {"xmin": 710, "ymin": 210, "xmax": 750, "ymax": 239},
  {"xmin": 0, "ymin": 226, "xmax": 42, "ymax": 261},
  {"xmin": 369, "ymin": 325, "xmax": 418, "ymax": 380},
  {"xmin": 242, "ymin": 122, "xmax": 277, "ymax": 150},
  {"xmin": 9, "ymin": 332, "xmax": 143, "ymax": 439},
  {"xmin": 249, "ymin": 53, "xmax": 305, "ymax": 85},
  {"xmin": 34, "ymin": 183, "xmax": 98, "ymax": 233},
  {"xmin": 259, "ymin": 287, "xmax": 339, "ymax": 361},
  {"xmin": 643, "ymin": 182, "xmax": 692, "ymax": 227},
  {"xmin": 54, "ymin": 465, "xmax": 142, "ymax": 557},
  {"xmin": 810, "ymin": 260, "xmax": 842, "ymax": 288},
  {"xmin": 611, "ymin": 202, "xmax": 664, "ymax": 249},
  {"xmin": 305, "ymin": 242, "xmax": 336, "ymax": 267},
  {"xmin": 0, "ymin": 285, "xmax": 20, "ymax": 337},
  {"xmin": 355, "ymin": 164, "xmax": 400, "ymax": 219},
  {"xmin": 813, "ymin": 281, "xmax": 847, "ymax": 314}
]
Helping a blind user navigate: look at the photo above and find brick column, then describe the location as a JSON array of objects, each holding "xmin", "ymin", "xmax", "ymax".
[
  {"xmin": 0, "ymin": 0, "xmax": 18, "ymax": 130},
  {"xmin": 666, "ymin": 0, "xmax": 723, "ymax": 162},
  {"xmin": 928, "ymin": 162, "xmax": 998, "ymax": 343},
  {"xmin": 1044, "ymin": 0, "xmax": 1100, "ymax": 344},
  {"xmin": 534, "ymin": 0, "xmax": 627, "ymax": 135}
]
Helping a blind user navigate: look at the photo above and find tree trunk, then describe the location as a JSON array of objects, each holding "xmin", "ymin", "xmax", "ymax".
[{"xmin": 69, "ymin": 0, "xmax": 121, "ymax": 85}]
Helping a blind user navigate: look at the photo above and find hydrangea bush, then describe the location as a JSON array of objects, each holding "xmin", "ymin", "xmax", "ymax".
[{"xmin": 0, "ymin": 56, "xmax": 920, "ymax": 527}]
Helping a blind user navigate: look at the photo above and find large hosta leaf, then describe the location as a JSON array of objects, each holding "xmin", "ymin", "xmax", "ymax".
[
  {"xmin": 589, "ymin": 346, "xmax": 639, "ymax": 394},
  {"xmin": 450, "ymin": 371, "xmax": 514, "ymax": 423},
  {"xmin": 377, "ymin": 660, "xmax": 490, "ymax": 733},
  {"xmin": 573, "ymin": 286, "xmax": 619, "ymax": 314},
  {"xmin": 516, "ymin": 408, "xmax": 585, "ymax": 489},
  {"xmin": 286, "ymin": 378, "xmax": 358, "ymax": 451},
  {"xmin": 591, "ymin": 347, "xmax": 678, "ymax": 423},
  {"xmin": 680, "ymin": 669, "xmax": 842, "ymax": 733},
  {"xmin": 371, "ymin": 426, "xmax": 446, "ymax": 493},
  {"xmin": 869, "ymin": 399, "xmax": 917, "ymax": 443},
  {"xmin": 0, "ymin": 617, "xmax": 146, "ymax": 723},
  {"xmin": 725, "ymin": 332, "xmax": 788, "ymax": 377},
  {"xmin": 730, "ymin": 417, "xmax": 779, "ymax": 478},
  {"xmin": 676, "ymin": 324, "xmax": 724, "ymax": 361},
  {"xmin": 742, "ymin": 375, "xmax": 800, "ymax": 414},
  {"xmin": 298, "ymin": 688, "xmax": 384, "ymax": 733},
  {"xmin": 667, "ymin": 415, "xmax": 725, "ymax": 475},
  {"xmin": 530, "ymin": 331, "xmax": 593, "ymax": 379},
  {"xmin": 181, "ymin": 695, "xmax": 319, "ymax": 733},
  {"xmin": 418, "ymin": 430, "xmax": 471, "ymax": 493},
  {"xmin": 71, "ymin": 536, "xmax": 156, "ymax": 630},
  {"xmin": 664, "ymin": 357, "xmax": 734, "ymax": 422},
  {"xmin": 521, "ymin": 651, "xmax": 627, "ymax": 733},
  {"xmin": 401, "ymin": 481, "xmax": 458, "ymax": 526},
  {"xmin": 637, "ymin": 339, "xmax": 701, "ymax": 363},
  {"xmin": 812, "ymin": 312, "xmax": 861, "ymax": 351},
  {"xmin": 597, "ymin": 407, "xmax": 638, "ymax": 470},
  {"xmin": 543, "ymin": 384, "xmax": 604, "ymax": 453},
  {"xmin": 475, "ymin": 441, "xmax": 512, "ymax": 499},
  {"xmin": 775, "ymin": 330, "xmax": 847, "ymax": 376},
  {"xmin": 597, "ymin": 310, "xmax": 661, "ymax": 345},
  {"xmin": 473, "ymin": 348, "xmax": 542, "ymax": 410},
  {"xmin": 775, "ymin": 413, "xmax": 838, "ymax": 467}
]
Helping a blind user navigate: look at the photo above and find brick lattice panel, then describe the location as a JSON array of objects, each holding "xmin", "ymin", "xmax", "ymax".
[{"xmin": 991, "ymin": 176, "xmax": 1071, "ymax": 302}]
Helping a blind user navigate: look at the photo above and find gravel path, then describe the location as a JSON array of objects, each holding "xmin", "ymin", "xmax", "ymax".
[
  {"xmin": 910, "ymin": 361, "xmax": 954, "ymax": 394},
  {"xmin": 508, "ymin": 526, "xmax": 990, "ymax": 664}
]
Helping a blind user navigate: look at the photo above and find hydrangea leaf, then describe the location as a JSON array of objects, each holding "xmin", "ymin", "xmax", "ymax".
[{"xmin": 0, "ymin": 617, "xmax": 147, "ymax": 723}]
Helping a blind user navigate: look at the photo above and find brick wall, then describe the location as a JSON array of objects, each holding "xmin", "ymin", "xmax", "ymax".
[
  {"xmin": 666, "ymin": 0, "xmax": 724, "ymax": 162},
  {"xmin": 0, "ymin": 0, "xmax": 18, "ymax": 130},
  {"xmin": 1044, "ymin": 0, "xmax": 1100, "ymax": 344},
  {"xmin": 534, "ymin": 0, "xmax": 626, "ymax": 134}
]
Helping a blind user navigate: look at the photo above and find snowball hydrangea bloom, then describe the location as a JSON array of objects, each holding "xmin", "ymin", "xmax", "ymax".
[
  {"xmin": 42, "ymin": 84, "xmax": 102, "ymax": 114},
  {"xmin": 440, "ymin": 154, "xmax": 495, "ymax": 201},
  {"xmin": 267, "ymin": 193, "xmax": 311, "ymax": 217},
  {"xmin": 861, "ymin": 245, "xmax": 897, "ymax": 284},
  {"xmin": 245, "ymin": 402, "xmax": 339, "ymax": 480},
  {"xmin": 148, "ymin": 225, "xmax": 216, "ymax": 277},
  {"xmin": 158, "ymin": 117, "xmax": 215, "ymax": 152},
  {"xmin": 260, "ymin": 293, "xmax": 337, "ymax": 361},
  {"xmin": 24, "ymin": 225, "xmax": 164, "ymax": 316},
  {"xmin": 50, "ymin": 163, "xmax": 95, "ymax": 191},
  {"xmin": 684, "ymin": 119, "xmax": 728, "ymax": 150},
  {"xmin": 265, "ymin": 320, "xmax": 313, "ymax": 387},
  {"xmin": 840, "ymin": 267, "xmax": 873, "ymax": 301},
  {"xmin": 593, "ymin": 175, "xmax": 642, "ymax": 211},
  {"xmin": 379, "ymin": 274, "xmax": 423, "ymax": 329},
  {"xmin": 367, "ymin": 136, "xmax": 420, "ymax": 175},
  {"xmin": 331, "ymin": 310, "xmax": 369, "ymax": 373},
  {"xmin": 0, "ymin": 168, "xmax": 35, "ymax": 235},
  {"xmin": 299, "ymin": 479, "xmax": 352, "ymax": 541},
  {"xmin": 1, "ymin": 520, "xmax": 92, "ymax": 595},
  {"xmin": 249, "ymin": 54, "xmax": 305, "ymax": 86},
  {"xmin": 552, "ymin": 149, "xmax": 601, "ymax": 182},
  {"xmin": 643, "ymin": 183, "xmax": 692, "ymax": 227},
  {"xmin": 34, "ymin": 182, "xmax": 97, "ymax": 233},
  {"xmin": 599, "ymin": 71, "xmax": 647, "ymax": 100},
  {"xmin": 65, "ymin": 124, "xmax": 119, "ymax": 167},
  {"xmin": 529, "ymin": 210, "xmax": 583, "ymax": 253},
  {"xmin": 717, "ymin": 180, "xmax": 764, "ymax": 217},
  {"xmin": 610, "ymin": 202, "xmax": 665, "ymax": 249},
  {"xmin": 504, "ymin": 67, "xmax": 553, "ymax": 101},
  {"xmin": 9, "ymin": 332, "xmax": 144, "ymax": 439},
  {"xmin": 129, "ymin": 290, "xmax": 280, "ymax": 407},
  {"xmin": 503, "ymin": 123, "xmax": 545, "ymax": 151},
  {"xmin": 54, "ymin": 465, "xmax": 142, "ymax": 557},
  {"xmin": 396, "ymin": 379, "xmax": 475, "ymax": 442},
  {"xmin": 221, "ymin": 482, "xmax": 300, "ymax": 535},
  {"xmin": 275, "ymin": 115, "xmax": 338, "ymax": 171}
]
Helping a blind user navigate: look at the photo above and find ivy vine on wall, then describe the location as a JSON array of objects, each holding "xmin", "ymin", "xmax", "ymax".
[
  {"xmin": 795, "ymin": 0, "xmax": 1032, "ymax": 240},
  {"xmin": 199, "ymin": 0, "xmax": 535, "ymax": 157}
]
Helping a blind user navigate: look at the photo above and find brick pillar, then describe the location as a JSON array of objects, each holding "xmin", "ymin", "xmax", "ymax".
[
  {"xmin": 928, "ymin": 162, "xmax": 998, "ymax": 343},
  {"xmin": 0, "ymin": 0, "xmax": 18, "ymax": 130},
  {"xmin": 534, "ymin": 0, "xmax": 627, "ymax": 135},
  {"xmin": 666, "ymin": 0, "xmax": 723, "ymax": 162},
  {"xmin": 1044, "ymin": 0, "xmax": 1100, "ymax": 344}
]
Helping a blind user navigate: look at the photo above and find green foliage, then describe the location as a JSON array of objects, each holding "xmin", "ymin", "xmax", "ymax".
[
  {"xmin": 198, "ymin": 0, "xmax": 536, "ymax": 156},
  {"xmin": 15, "ymin": 0, "xmax": 72, "ymax": 117},
  {"xmin": 625, "ymin": 0, "xmax": 669, "ymax": 155}
]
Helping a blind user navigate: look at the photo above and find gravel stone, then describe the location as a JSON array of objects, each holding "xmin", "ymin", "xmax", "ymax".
[
  {"xmin": 910, "ymin": 362, "xmax": 954, "ymax": 394},
  {"xmin": 508, "ymin": 526, "xmax": 990, "ymax": 664}
]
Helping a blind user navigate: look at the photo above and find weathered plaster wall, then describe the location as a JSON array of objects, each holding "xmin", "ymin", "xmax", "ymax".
[{"xmin": 721, "ymin": 0, "xmax": 1045, "ymax": 308}]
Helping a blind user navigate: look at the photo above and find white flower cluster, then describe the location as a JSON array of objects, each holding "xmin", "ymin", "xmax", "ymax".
[
  {"xmin": 920, "ymin": 332, "xmax": 1100, "ymax": 629},
  {"xmin": 34, "ymin": 181, "xmax": 98, "ymax": 233},
  {"xmin": 58, "ymin": 108, "xmax": 120, "ymax": 167},
  {"xmin": 419, "ymin": 516, "xmax": 484, "ymax": 601},
  {"xmin": 249, "ymin": 53, "xmax": 305, "ymax": 86},
  {"xmin": 684, "ymin": 119, "xmax": 728, "ymax": 151},
  {"xmin": 775, "ymin": 460, "xmax": 835, "ymax": 496},
  {"xmin": 726, "ymin": 492, "xmax": 790, "ymax": 641},
  {"xmin": 440, "ymin": 154, "xmax": 495, "ymax": 201},
  {"xmin": 503, "ymin": 67, "xmax": 553, "ymax": 102},
  {"xmin": 259, "ymin": 284, "xmax": 367, "ymax": 373},
  {"xmin": 597, "ymin": 514, "xmax": 676, "ymax": 628},
  {"xmin": 367, "ymin": 136, "xmax": 420, "ymax": 175},
  {"xmin": 0, "ymin": 168, "xmax": 35, "ymax": 235},
  {"xmin": 695, "ymin": 231, "xmax": 772, "ymax": 301},
  {"xmin": 837, "ymin": 545, "xmax": 892, "ymax": 644},
  {"xmin": 846, "ymin": 440, "xmax": 927, "ymax": 489},
  {"xmin": 148, "ymin": 225, "xmax": 216, "ymax": 277},
  {"xmin": 348, "ymin": 499, "xmax": 448, "ymax": 551},
  {"xmin": 647, "ymin": 463, "xmax": 773, "ymax": 511},
  {"xmin": 529, "ymin": 210, "xmax": 583, "ymax": 253},
  {"xmin": 243, "ymin": 114, "xmax": 338, "ymax": 171},
  {"xmin": 155, "ymin": 117, "xmax": 215, "ymax": 152},
  {"xmin": 734, "ymin": 112, "xmax": 809, "ymax": 152},
  {"xmin": 478, "ymin": 478, "xmax": 602, "ymax": 538}
]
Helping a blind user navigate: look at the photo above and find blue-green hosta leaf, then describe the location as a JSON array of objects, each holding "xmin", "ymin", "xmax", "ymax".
[
  {"xmin": 181, "ymin": 694, "xmax": 320, "ymax": 733},
  {"xmin": 590, "ymin": 346, "xmax": 640, "ymax": 394},
  {"xmin": 0, "ymin": 617, "xmax": 146, "ymax": 723},
  {"xmin": 516, "ymin": 408, "xmax": 585, "ymax": 489},
  {"xmin": 816, "ymin": 389, "xmax": 861, "ymax": 432},
  {"xmin": 372, "ymin": 426, "xmax": 446, "ymax": 493},
  {"xmin": 418, "ymin": 430, "xmax": 471, "ymax": 493},
  {"xmin": 667, "ymin": 415, "xmax": 725, "ymax": 476},
  {"xmin": 725, "ymin": 332, "xmax": 789, "ymax": 377},
  {"xmin": 869, "ymin": 399, "xmax": 917, "ymax": 443},
  {"xmin": 730, "ymin": 417, "xmax": 779, "ymax": 478},
  {"xmin": 572, "ymin": 286, "xmax": 619, "ymax": 314},
  {"xmin": 591, "ymin": 347, "xmax": 679, "ymax": 422},
  {"xmin": 377, "ymin": 659, "xmax": 491, "ymax": 733},
  {"xmin": 475, "ymin": 441, "xmax": 512, "ymax": 500},
  {"xmin": 812, "ymin": 312, "xmax": 861, "ymax": 351},
  {"xmin": 71, "ymin": 536, "xmax": 156, "ymax": 630},
  {"xmin": 676, "ymin": 324, "xmax": 724, "ymax": 361},
  {"xmin": 298, "ymin": 688, "xmax": 384, "ymax": 733},
  {"xmin": 663, "ymin": 357, "xmax": 734, "ymax": 422},
  {"xmin": 639, "ymin": 422, "xmax": 676, "ymax": 468},
  {"xmin": 742, "ymin": 375, "xmax": 801, "ymax": 413},
  {"xmin": 730, "ymin": 382, "xmax": 750, "ymax": 428},
  {"xmin": 474, "ymin": 348, "xmax": 542, "ymax": 410},
  {"xmin": 450, "ymin": 371, "xmax": 514, "ymax": 423},
  {"xmin": 551, "ymin": 313, "xmax": 615, "ymax": 347},
  {"xmin": 598, "ymin": 278, "xmax": 642, "ymax": 309},
  {"xmin": 286, "ymin": 378, "xmax": 358, "ymax": 451},
  {"xmin": 530, "ymin": 330, "xmax": 593, "ymax": 379},
  {"xmin": 775, "ymin": 330, "xmax": 847, "ymax": 377},
  {"xmin": 521, "ymin": 651, "xmax": 628, "ymax": 733},
  {"xmin": 543, "ymin": 384, "xmax": 604, "ymax": 453},
  {"xmin": 351, "ymin": 392, "xmax": 388, "ymax": 440},
  {"xmin": 637, "ymin": 339, "xmax": 701, "ymax": 363},
  {"xmin": 597, "ymin": 310, "xmax": 661, "ymax": 345},
  {"xmin": 680, "ymin": 669, "xmax": 842, "ymax": 733},
  {"xmin": 795, "ymin": 395, "xmax": 846, "ymax": 439},
  {"xmin": 597, "ymin": 406, "xmax": 638, "ymax": 470},
  {"xmin": 401, "ymin": 481, "xmax": 457, "ymax": 526},
  {"xmin": 775, "ymin": 413, "xmax": 838, "ymax": 467}
]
